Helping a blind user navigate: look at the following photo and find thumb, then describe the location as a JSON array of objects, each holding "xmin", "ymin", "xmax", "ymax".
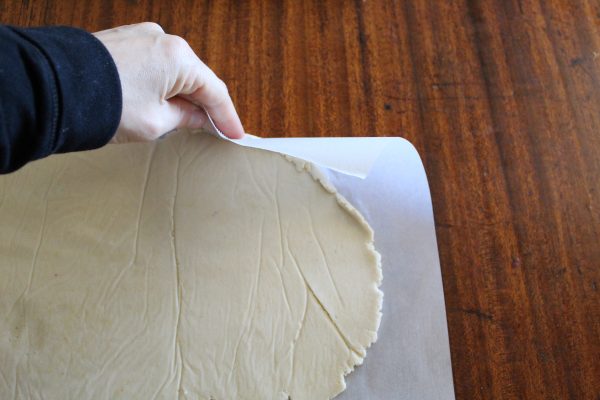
[{"xmin": 159, "ymin": 96, "xmax": 208, "ymax": 134}]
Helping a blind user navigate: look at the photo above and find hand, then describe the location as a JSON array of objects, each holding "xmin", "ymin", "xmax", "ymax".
[{"xmin": 93, "ymin": 22, "xmax": 244, "ymax": 143}]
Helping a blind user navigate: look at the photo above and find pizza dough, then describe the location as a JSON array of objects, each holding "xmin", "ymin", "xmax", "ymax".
[{"xmin": 0, "ymin": 131, "xmax": 382, "ymax": 400}]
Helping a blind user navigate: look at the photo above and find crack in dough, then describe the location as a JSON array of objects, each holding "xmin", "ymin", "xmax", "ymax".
[
  {"xmin": 0, "ymin": 130, "xmax": 382, "ymax": 400},
  {"xmin": 171, "ymin": 146, "xmax": 185, "ymax": 399}
]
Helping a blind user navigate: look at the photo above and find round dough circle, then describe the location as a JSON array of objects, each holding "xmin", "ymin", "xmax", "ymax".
[{"xmin": 0, "ymin": 131, "xmax": 382, "ymax": 400}]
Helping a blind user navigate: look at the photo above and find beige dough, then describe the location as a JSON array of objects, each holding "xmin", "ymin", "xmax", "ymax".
[{"xmin": 0, "ymin": 131, "xmax": 382, "ymax": 400}]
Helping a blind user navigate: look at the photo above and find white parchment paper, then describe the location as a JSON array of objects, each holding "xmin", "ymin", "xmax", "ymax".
[
  {"xmin": 203, "ymin": 115, "xmax": 396, "ymax": 178},
  {"xmin": 325, "ymin": 138, "xmax": 454, "ymax": 399},
  {"xmin": 205, "ymin": 115, "xmax": 455, "ymax": 398}
]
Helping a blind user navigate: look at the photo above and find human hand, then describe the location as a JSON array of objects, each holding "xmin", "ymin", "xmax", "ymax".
[{"xmin": 93, "ymin": 22, "xmax": 244, "ymax": 143}]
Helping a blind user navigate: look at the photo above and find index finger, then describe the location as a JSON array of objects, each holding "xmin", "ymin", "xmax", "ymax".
[{"xmin": 182, "ymin": 61, "xmax": 245, "ymax": 139}]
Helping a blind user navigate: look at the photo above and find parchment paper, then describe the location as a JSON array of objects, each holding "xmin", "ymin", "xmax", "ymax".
[
  {"xmin": 325, "ymin": 139, "xmax": 454, "ymax": 399},
  {"xmin": 3, "ymin": 117, "xmax": 454, "ymax": 398},
  {"xmin": 205, "ymin": 117, "xmax": 455, "ymax": 398},
  {"xmin": 203, "ymin": 114, "xmax": 396, "ymax": 178}
]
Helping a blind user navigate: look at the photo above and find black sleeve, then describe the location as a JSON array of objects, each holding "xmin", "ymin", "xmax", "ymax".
[{"xmin": 0, "ymin": 25, "xmax": 122, "ymax": 174}]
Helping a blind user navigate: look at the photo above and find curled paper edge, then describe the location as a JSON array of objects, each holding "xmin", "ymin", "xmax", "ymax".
[{"xmin": 203, "ymin": 113, "xmax": 396, "ymax": 179}]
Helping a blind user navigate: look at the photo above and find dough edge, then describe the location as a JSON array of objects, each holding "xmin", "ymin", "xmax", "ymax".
[{"xmin": 282, "ymin": 153, "xmax": 384, "ymax": 397}]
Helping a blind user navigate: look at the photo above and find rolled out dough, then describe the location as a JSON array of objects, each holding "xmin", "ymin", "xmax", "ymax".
[{"xmin": 0, "ymin": 131, "xmax": 382, "ymax": 400}]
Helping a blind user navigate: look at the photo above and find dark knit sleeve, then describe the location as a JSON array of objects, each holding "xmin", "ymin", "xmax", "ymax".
[{"xmin": 0, "ymin": 25, "xmax": 122, "ymax": 173}]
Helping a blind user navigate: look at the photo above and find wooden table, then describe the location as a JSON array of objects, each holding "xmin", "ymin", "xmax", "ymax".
[{"xmin": 3, "ymin": 1, "xmax": 599, "ymax": 398}]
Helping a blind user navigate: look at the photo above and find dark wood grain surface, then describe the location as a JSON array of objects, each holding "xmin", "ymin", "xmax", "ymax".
[{"xmin": 2, "ymin": 1, "xmax": 599, "ymax": 398}]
